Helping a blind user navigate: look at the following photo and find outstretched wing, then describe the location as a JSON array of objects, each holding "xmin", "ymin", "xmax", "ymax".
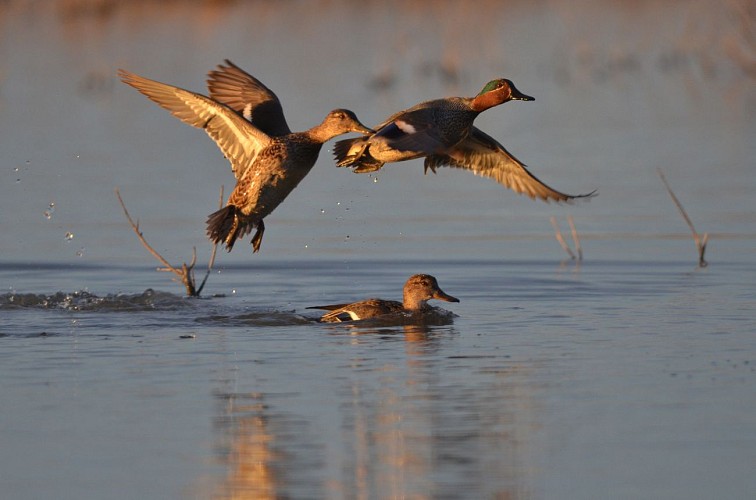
[
  {"xmin": 424, "ymin": 127, "xmax": 596, "ymax": 202},
  {"xmin": 207, "ymin": 59, "xmax": 291, "ymax": 136},
  {"xmin": 119, "ymin": 69, "xmax": 270, "ymax": 179}
]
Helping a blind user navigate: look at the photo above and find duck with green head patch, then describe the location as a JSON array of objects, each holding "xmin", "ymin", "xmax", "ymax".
[
  {"xmin": 119, "ymin": 61, "xmax": 371, "ymax": 253},
  {"xmin": 334, "ymin": 78, "xmax": 595, "ymax": 202}
]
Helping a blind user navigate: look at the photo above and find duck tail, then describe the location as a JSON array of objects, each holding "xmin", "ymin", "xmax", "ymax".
[
  {"xmin": 206, "ymin": 205, "xmax": 252, "ymax": 252},
  {"xmin": 333, "ymin": 137, "xmax": 363, "ymax": 167},
  {"xmin": 333, "ymin": 137, "xmax": 384, "ymax": 173}
]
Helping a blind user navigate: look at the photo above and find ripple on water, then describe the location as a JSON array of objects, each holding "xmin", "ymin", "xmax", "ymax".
[{"xmin": 1, "ymin": 289, "xmax": 331, "ymax": 330}]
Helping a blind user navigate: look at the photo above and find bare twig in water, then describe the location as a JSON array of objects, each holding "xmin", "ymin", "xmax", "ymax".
[
  {"xmin": 115, "ymin": 187, "xmax": 223, "ymax": 296},
  {"xmin": 657, "ymin": 169, "xmax": 708, "ymax": 267},
  {"xmin": 550, "ymin": 216, "xmax": 576, "ymax": 260},
  {"xmin": 195, "ymin": 187, "xmax": 223, "ymax": 294}
]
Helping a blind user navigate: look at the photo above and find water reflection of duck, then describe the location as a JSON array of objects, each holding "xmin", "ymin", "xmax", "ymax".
[
  {"xmin": 119, "ymin": 62, "xmax": 371, "ymax": 253},
  {"xmin": 309, "ymin": 274, "xmax": 459, "ymax": 323},
  {"xmin": 334, "ymin": 78, "xmax": 595, "ymax": 202}
]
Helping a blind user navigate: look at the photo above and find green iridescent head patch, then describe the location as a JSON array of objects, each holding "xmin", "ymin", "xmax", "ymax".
[{"xmin": 477, "ymin": 79, "xmax": 504, "ymax": 95}]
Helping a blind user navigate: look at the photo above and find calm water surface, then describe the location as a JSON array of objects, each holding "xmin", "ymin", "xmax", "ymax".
[
  {"xmin": 0, "ymin": 261, "xmax": 756, "ymax": 498},
  {"xmin": 2, "ymin": 259, "xmax": 755, "ymax": 499},
  {"xmin": 1, "ymin": 0, "xmax": 755, "ymax": 498}
]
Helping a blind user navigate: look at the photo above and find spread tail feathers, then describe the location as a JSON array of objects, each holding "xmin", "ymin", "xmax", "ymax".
[
  {"xmin": 332, "ymin": 137, "xmax": 362, "ymax": 166},
  {"xmin": 333, "ymin": 137, "xmax": 385, "ymax": 172},
  {"xmin": 206, "ymin": 205, "xmax": 255, "ymax": 252}
]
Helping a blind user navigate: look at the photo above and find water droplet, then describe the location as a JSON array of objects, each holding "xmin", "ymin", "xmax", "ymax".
[
  {"xmin": 65, "ymin": 232, "xmax": 74, "ymax": 241},
  {"xmin": 13, "ymin": 167, "xmax": 19, "ymax": 172},
  {"xmin": 304, "ymin": 244, "xmax": 309, "ymax": 249},
  {"xmin": 76, "ymin": 248, "xmax": 85, "ymax": 257},
  {"xmin": 337, "ymin": 202, "xmax": 341, "ymax": 206},
  {"xmin": 373, "ymin": 177, "xmax": 378, "ymax": 183},
  {"xmin": 43, "ymin": 202, "xmax": 55, "ymax": 220},
  {"xmin": 320, "ymin": 209, "xmax": 325, "ymax": 214}
]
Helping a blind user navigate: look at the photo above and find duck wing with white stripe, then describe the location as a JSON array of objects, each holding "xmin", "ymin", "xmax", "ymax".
[
  {"xmin": 370, "ymin": 107, "xmax": 451, "ymax": 154},
  {"xmin": 206, "ymin": 59, "xmax": 291, "ymax": 136}
]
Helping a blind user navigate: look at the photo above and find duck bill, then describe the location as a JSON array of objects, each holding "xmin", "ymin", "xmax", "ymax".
[
  {"xmin": 353, "ymin": 123, "xmax": 374, "ymax": 135},
  {"xmin": 510, "ymin": 85, "xmax": 535, "ymax": 102},
  {"xmin": 433, "ymin": 289, "xmax": 460, "ymax": 303}
]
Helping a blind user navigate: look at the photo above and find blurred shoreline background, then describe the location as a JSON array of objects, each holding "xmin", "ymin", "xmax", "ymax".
[{"xmin": 1, "ymin": 0, "xmax": 754, "ymax": 265}]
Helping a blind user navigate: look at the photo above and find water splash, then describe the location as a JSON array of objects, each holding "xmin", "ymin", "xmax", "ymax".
[{"xmin": 0, "ymin": 289, "xmax": 190, "ymax": 312}]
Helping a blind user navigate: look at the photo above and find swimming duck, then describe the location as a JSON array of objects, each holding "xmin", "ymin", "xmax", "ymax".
[
  {"xmin": 119, "ymin": 64, "xmax": 371, "ymax": 253},
  {"xmin": 308, "ymin": 274, "xmax": 459, "ymax": 323},
  {"xmin": 333, "ymin": 78, "xmax": 594, "ymax": 202}
]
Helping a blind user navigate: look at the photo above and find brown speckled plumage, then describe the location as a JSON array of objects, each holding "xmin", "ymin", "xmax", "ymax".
[
  {"xmin": 308, "ymin": 274, "xmax": 459, "ymax": 323},
  {"xmin": 119, "ymin": 63, "xmax": 370, "ymax": 253}
]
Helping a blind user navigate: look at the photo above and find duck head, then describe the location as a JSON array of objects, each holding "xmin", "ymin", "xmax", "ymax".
[
  {"xmin": 471, "ymin": 78, "xmax": 534, "ymax": 112},
  {"xmin": 403, "ymin": 274, "xmax": 460, "ymax": 310},
  {"xmin": 319, "ymin": 109, "xmax": 373, "ymax": 140}
]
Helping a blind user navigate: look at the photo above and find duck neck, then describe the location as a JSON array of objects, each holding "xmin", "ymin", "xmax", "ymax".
[
  {"xmin": 403, "ymin": 293, "xmax": 428, "ymax": 311},
  {"xmin": 306, "ymin": 123, "xmax": 338, "ymax": 144},
  {"xmin": 470, "ymin": 91, "xmax": 505, "ymax": 112}
]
